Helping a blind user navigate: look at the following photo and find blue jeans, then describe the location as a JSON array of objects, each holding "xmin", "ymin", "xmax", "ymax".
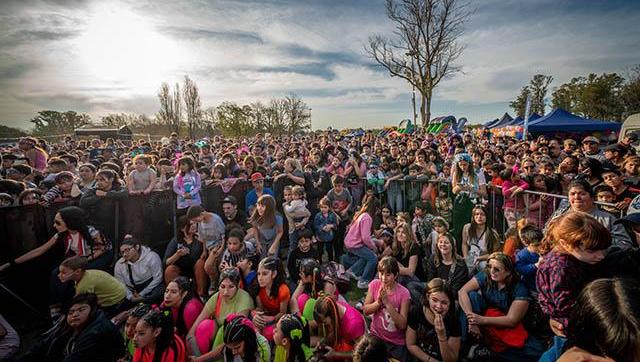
[{"xmin": 341, "ymin": 246, "xmax": 378, "ymax": 283}]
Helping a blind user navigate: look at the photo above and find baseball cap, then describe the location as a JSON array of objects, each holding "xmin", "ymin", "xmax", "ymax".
[
  {"xmin": 250, "ymin": 172, "xmax": 264, "ymax": 182},
  {"xmin": 625, "ymin": 133, "xmax": 639, "ymax": 141},
  {"xmin": 222, "ymin": 195, "xmax": 237, "ymax": 205},
  {"xmin": 604, "ymin": 143, "xmax": 628, "ymax": 154},
  {"xmin": 582, "ymin": 136, "xmax": 599, "ymax": 144}
]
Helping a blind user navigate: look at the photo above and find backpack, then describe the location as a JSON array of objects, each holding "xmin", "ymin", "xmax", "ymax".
[{"xmin": 322, "ymin": 261, "xmax": 351, "ymax": 295}]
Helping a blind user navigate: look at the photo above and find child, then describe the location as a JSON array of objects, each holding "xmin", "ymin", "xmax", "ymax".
[
  {"xmin": 222, "ymin": 314, "xmax": 271, "ymax": 362},
  {"xmin": 526, "ymin": 173, "xmax": 554, "ymax": 228},
  {"xmin": 326, "ymin": 156, "xmax": 345, "ymax": 177},
  {"xmin": 425, "ymin": 216, "xmax": 448, "ymax": 262},
  {"xmin": 366, "ymin": 162, "xmax": 385, "ymax": 196},
  {"xmin": 313, "ymin": 196, "xmax": 339, "ymax": 262},
  {"xmin": 536, "ymin": 211, "xmax": 611, "ymax": 335},
  {"xmin": 326, "ymin": 175, "xmax": 353, "ymax": 258},
  {"xmin": 501, "ymin": 167, "xmax": 529, "ymax": 229},
  {"xmin": 273, "ymin": 313, "xmax": 313, "ymax": 362},
  {"xmin": 385, "ymin": 162, "xmax": 404, "ymax": 213},
  {"xmin": 283, "ymin": 185, "xmax": 311, "ymax": 259},
  {"xmin": 155, "ymin": 158, "xmax": 174, "ymax": 190},
  {"xmin": 434, "ymin": 187, "xmax": 453, "ymax": 224},
  {"xmin": 237, "ymin": 252, "xmax": 261, "ymax": 299},
  {"xmin": 219, "ymin": 228, "xmax": 254, "ymax": 271},
  {"xmin": 362, "ymin": 256, "xmax": 410, "ymax": 361},
  {"xmin": 253, "ymin": 256, "xmax": 290, "ymax": 341},
  {"xmin": 133, "ymin": 309, "xmax": 186, "ymax": 362},
  {"xmin": 287, "ymin": 229, "xmax": 320, "ymax": 284},
  {"xmin": 122, "ymin": 303, "xmax": 151, "ymax": 360},
  {"xmin": 57, "ymin": 256, "xmax": 127, "ymax": 317},
  {"xmin": 126, "ymin": 155, "xmax": 157, "ymax": 196},
  {"xmin": 515, "ymin": 224, "xmax": 543, "ymax": 294},
  {"xmin": 173, "ymin": 157, "xmax": 201, "ymax": 215},
  {"xmin": 594, "ymin": 184, "xmax": 619, "ymax": 214},
  {"xmin": 411, "ymin": 202, "xmax": 433, "ymax": 245},
  {"xmin": 42, "ymin": 171, "xmax": 80, "ymax": 206}
]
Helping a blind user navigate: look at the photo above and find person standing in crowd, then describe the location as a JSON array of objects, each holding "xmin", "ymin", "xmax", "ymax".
[
  {"xmin": 173, "ymin": 156, "xmax": 202, "ymax": 217},
  {"xmin": 451, "ymin": 153, "xmax": 486, "ymax": 247},
  {"xmin": 245, "ymin": 172, "xmax": 274, "ymax": 214}
]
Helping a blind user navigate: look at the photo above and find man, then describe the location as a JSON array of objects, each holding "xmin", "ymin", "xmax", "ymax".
[
  {"xmin": 222, "ymin": 196, "xmax": 247, "ymax": 229},
  {"xmin": 621, "ymin": 132, "xmax": 639, "ymax": 151},
  {"xmin": 582, "ymin": 136, "xmax": 606, "ymax": 163},
  {"xmin": 245, "ymin": 172, "xmax": 274, "ymax": 214}
]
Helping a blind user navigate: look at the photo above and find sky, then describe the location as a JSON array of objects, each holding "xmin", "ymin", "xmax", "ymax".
[{"xmin": 1, "ymin": 0, "xmax": 639, "ymax": 131}]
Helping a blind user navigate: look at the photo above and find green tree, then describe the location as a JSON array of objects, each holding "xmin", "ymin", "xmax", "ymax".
[
  {"xmin": 622, "ymin": 65, "xmax": 640, "ymax": 118},
  {"xmin": 509, "ymin": 74, "xmax": 553, "ymax": 118},
  {"xmin": 30, "ymin": 110, "xmax": 91, "ymax": 136},
  {"xmin": 215, "ymin": 102, "xmax": 254, "ymax": 137},
  {"xmin": 529, "ymin": 74, "xmax": 553, "ymax": 116},
  {"xmin": 0, "ymin": 124, "xmax": 28, "ymax": 138},
  {"xmin": 552, "ymin": 73, "xmax": 625, "ymax": 121},
  {"xmin": 509, "ymin": 86, "xmax": 530, "ymax": 118}
]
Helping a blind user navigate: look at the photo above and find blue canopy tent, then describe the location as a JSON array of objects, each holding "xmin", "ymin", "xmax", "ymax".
[
  {"xmin": 484, "ymin": 118, "xmax": 500, "ymax": 128},
  {"xmin": 527, "ymin": 108, "xmax": 620, "ymax": 133},
  {"xmin": 487, "ymin": 113, "xmax": 514, "ymax": 129},
  {"xmin": 506, "ymin": 113, "xmax": 540, "ymax": 127}
]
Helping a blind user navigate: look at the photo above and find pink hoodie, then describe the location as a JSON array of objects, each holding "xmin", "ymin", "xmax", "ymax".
[{"xmin": 344, "ymin": 213, "xmax": 376, "ymax": 250}]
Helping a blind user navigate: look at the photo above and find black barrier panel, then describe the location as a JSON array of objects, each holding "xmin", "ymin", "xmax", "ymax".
[{"xmin": 0, "ymin": 204, "xmax": 49, "ymax": 262}]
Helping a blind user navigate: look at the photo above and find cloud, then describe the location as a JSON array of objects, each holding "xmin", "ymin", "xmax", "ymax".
[{"xmin": 1, "ymin": 0, "xmax": 639, "ymax": 129}]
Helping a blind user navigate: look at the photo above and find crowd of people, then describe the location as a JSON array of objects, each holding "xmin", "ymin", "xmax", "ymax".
[{"xmin": 1, "ymin": 129, "xmax": 640, "ymax": 361}]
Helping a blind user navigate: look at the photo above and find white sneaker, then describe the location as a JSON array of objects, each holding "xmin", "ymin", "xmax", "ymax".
[
  {"xmin": 357, "ymin": 280, "xmax": 370, "ymax": 289},
  {"xmin": 345, "ymin": 269, "xmax": 357, "ymax": 280}
]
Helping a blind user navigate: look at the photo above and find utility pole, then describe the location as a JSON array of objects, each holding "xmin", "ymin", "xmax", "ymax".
[{"xmin": 406, "ymin": 51, "xmax": 417, "ymax": 125}]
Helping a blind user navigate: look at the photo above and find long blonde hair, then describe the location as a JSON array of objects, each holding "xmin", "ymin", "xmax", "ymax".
[{"xmin": 392, "ymin": 223, "xmax": 417, "ymax": 259}]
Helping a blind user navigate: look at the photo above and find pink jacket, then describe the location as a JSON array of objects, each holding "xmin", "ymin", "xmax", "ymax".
[
  {"xmin": 502, "ymin": 179, "xmax": 529, "ymax": 210},
  {"xmin": 344, "ymin": 213, "xmax": 376, "ymax": 250}
]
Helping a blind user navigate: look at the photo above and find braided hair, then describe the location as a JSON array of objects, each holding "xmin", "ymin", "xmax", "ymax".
[
  {"xmin": 223, "ymin": 314, "xmax": 260, "ymax": 362},
  {"xmin": 299, "ymin": 258, "xmax": 322, "ymax": 299},
  {"xmin": 140, "ymin": 308, "xmax": 176, "ymax": 362},
  {"xmin": 278, "ymin": 314, "xmax": 310, "ymax": 362},
  {"xmin": 313, "ymin": 295, "xmax": 341, "ymax": 348}
]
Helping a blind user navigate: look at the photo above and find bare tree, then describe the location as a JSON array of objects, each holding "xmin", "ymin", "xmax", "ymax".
[
  {"xmin": 183, "ymin": 75, "xmax": 203, "ymax": 139},
  {"xmin": 173, "ymin": 83, "xmax": 182, "ymax": 135},
  {"xmin": 282, "ymin": 94, "xmax": 312, "ymax": 134},
  {"xmin": 366, "ymin": 0, "xmax": 472, "ymax": 126},
  {"xmin": 157, "ymin": 82, "xmax": 181, "ymax": 134}
]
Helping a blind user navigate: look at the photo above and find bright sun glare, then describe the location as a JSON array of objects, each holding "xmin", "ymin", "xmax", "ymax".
[{"xmin": 76, "ymin": 4, "xmax": 181, "ymax": 89}]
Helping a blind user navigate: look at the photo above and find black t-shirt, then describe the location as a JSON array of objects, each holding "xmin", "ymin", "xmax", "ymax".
[
  {"xmin": 408, "ymin": 303, "xmax": 461, "ymax": 361},
  {"xmin": 224, "ymin": 209, "xmax": 247, "ymax": 230},
  {"xmin": 287, "ymin": 246, "xmax": 321, "ymax": 282},
  {"xmin": 425, "ymin": 256, "xmax": 470, "ymax": 296},
  {"xmin": 395, "ymin": 243, "xmax": 425, "ymax": 280}
]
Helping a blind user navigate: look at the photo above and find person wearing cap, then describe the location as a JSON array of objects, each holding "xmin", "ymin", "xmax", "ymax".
[
  {"xmin": 581, "ymin": 136, "xmax": 607, "ymax": 163},
  {"xmin": 245, "ymin": 172, "xmax": 274, "ymax": 214},
  {"xmin": 621, "ymin": 132, "xmax": 639, "ymax": 150},
  {"xmin": 603, "ymin": 143, "xmax": 628, "ymax": 168},
  {"xmin": 1, "ymin": 153, "xmax": 17, "ymax": 178},
  {"xmin": 221, "ymin": 195, "xmax": 247, "ymax": 229}
]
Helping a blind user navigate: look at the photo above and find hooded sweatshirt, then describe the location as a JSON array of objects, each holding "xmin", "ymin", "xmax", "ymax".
[{"xmin": 114, "ymin": 245, "xmax": 163, "ymax": 300}]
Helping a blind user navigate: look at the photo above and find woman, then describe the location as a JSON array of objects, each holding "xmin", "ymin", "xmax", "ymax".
[
  {"xmin": 548, "ymin": 179, "xmax": 632, "ymax": 247},
  {"xmin": 458, "ymin": 252, "xmax": 544, "ymax": 362},
  {"xmin": 78, "ymin": 163, "xmax": 97, "ymax": 192},
  {"xmin": 541, "ymin": 278, "xmax": 640, "ymax": 362},
  {"xmin": 341, "ymin": 196, "xmax": 380, "ymax": 289},
  {"xmin": 246, "ymin": 195, "xmax": 284, "ymax": 257},
  {"xmin": 290, "ymin": 258, "xmax": 338, "ymax": 320},
  {"xmin": 80, "ymin": 168, "xmax": 128, "ymax": 243},
  {"xmin": 164, "ymin": 216, "xmax": 204, "ymax": 285},
  {"xmin": 2, "ymin": 206, "xmax": 112, "ymax": 317},
  {"xmin": 577, "ymin": 157, "xmax": 603, "ymax": 188},
  {"xmin": 221, "ymin": 314, "xmax": 271, "ymax": 362},
  {"xmin": 451, "ymin": 153, "xmax": 486, "ymax": 248},
  {"xmin": 161, "ymin": 277, "xmax": 203, "ymax": 339},
  {"xmin": 426, "ymin": 233, "xmax": 470, "ymax": 296},
  {"xmin": 622, "ymin": 155, "xmax": 640, "ymax": 181},
  {"xmin": 18, "ymin": 136, "xmax": 48, "ymax": 172},
  {"xmin": 344, "ymin": 150, "xmax": 366, "ymax": 207},
  {"xmin": 18, "ymin": 293, "xmax": 124, "ymax": 362},
  {"xmin": 114, "ymin": 235, "xmax": 164, "ymax": 305},
  {"xmin": 461, "ymin": 205, "xmax": 501, "ymax": 273},
  {"xmin": 406, "ymin": 278, "xmax": 461, "ymax": 362},
  {"xmin": 188, "ymin": 268, "xmax": 254, "ymax": 359},
  {"xmin": 312, "ymin": 295, "xmax": 365, "ymax": 359},
  {"xmin": 391, "ymin": 223, "xmax": 424, "ymax": 288},
  {"xmin": 133, "ymin": 308, "xmax": 186, "ymax": 362}
]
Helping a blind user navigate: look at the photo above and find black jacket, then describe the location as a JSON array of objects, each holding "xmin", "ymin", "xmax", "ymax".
[
  {"xmin": 19, "ymin": 310, "xmax": 124, "ymax": 362},
  {"xmin": 80, "ymin": 185, "xmax": 127, "ymax": 243}
]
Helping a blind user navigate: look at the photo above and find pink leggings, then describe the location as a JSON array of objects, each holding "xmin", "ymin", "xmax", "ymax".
[{"xmin": 194, "ymin": 319, "xmax": 219, "ymax": 354}]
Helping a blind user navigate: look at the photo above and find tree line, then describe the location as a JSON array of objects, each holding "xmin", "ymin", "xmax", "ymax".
[
  {"xmin": 510, "ymin": 66, "xmax": 640, "ymax": 121},
  {"xmin": 0, "ymin": 75, "xmax": 311, "ymax": 139}
]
